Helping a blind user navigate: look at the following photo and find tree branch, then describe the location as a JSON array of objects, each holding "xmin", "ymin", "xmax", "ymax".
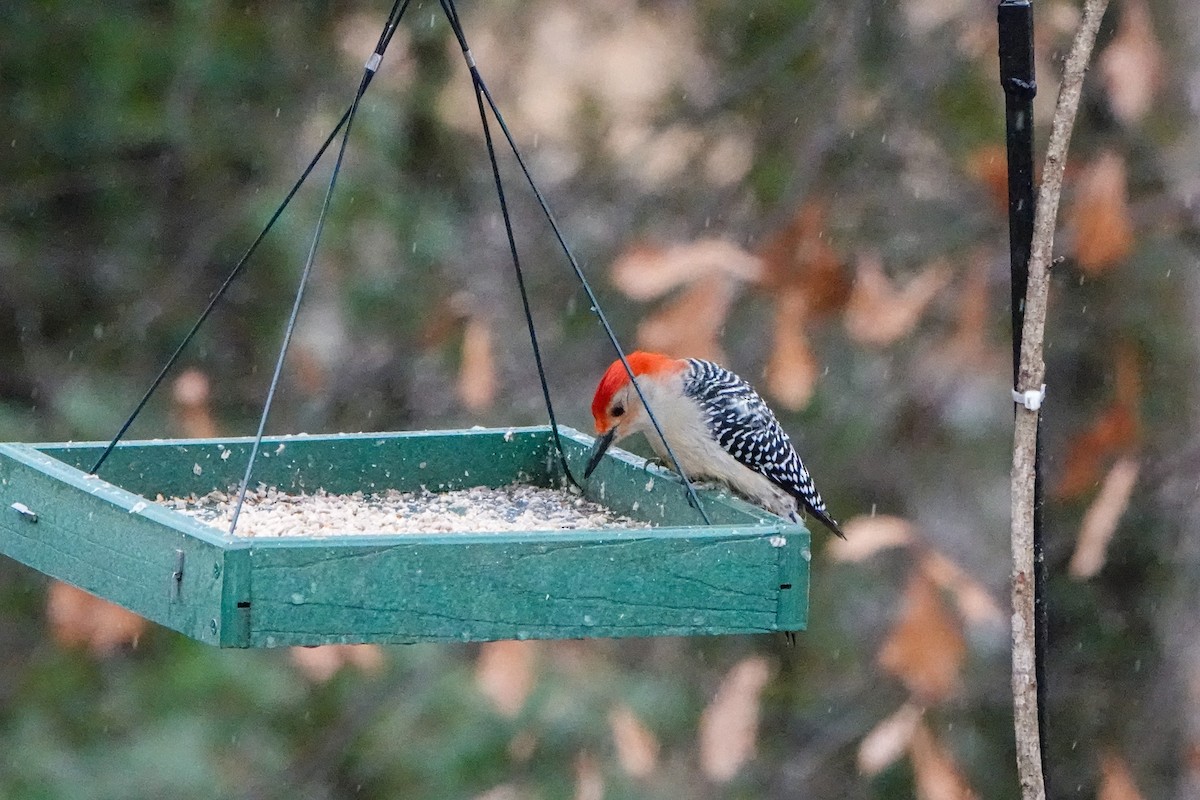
[{"xmin": 1011, "ymin": 1, "xmax": 1110, "ymax": 798}]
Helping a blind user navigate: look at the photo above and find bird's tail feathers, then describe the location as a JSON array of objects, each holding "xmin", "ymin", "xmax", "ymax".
[{"xmin": 789, "ymin": 503, "xmax": 845, "ymax": 539}]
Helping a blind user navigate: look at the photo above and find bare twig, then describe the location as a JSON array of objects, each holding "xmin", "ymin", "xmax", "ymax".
[{"xmin": 1011, "ymin": 1, "xmax": 1110, "ymax": 798}]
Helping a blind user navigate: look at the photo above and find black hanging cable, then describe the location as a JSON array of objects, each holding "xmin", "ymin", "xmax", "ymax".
[
  {"xmin": 462, "ymin": 55, "xmax": 581, "ymax": 489},
  {"xmin": 438, "ymin": 0, "xmax": 711, "ymax": 523},
  {"xmin": 999, "ymin": 0, "xmax": 1049, "ymax": 789},
  {"xmin": 228, "ymin": 0, "xmax": 412, "ymax": 532},
  {"xmin": 89, "ymin": 106, "xmax": 351, "ymax": 475},
  {"xmin": 433, "ymin": 0, "xmax": 577, "ymax": 488},
  {"xmin": 90, "ymin": 0, "xmax": 412, "ymax": 476}
]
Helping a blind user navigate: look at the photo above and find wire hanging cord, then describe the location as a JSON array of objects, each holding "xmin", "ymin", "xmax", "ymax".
[
  {"xmin": 89, "ymin": 1, "xmax": 412, "ymax": 477},
  {"xmin": 437, "ymin": 0, "xmax": 711, "ymax": 523},
  {"xmin": 228, "ymin": 0, "xmax": 412, "ymax": 533},
  {"xmin": 436, "ymin": 0, "xmax": 577, "ymax": 489}
]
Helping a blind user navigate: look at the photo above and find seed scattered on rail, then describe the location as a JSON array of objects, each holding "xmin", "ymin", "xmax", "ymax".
[{"xmin": 158, "ymin": 484, "xmax": 649, "ymax": 537}]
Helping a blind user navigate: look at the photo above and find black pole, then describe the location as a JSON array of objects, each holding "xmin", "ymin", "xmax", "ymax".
[
  {"xmin": 999, "ymin": 0, "xmax": 1036, "ymax": 363},
  {"xmin": 998, "ymin": 0, "xmax": 1048, "ymax": 791}
]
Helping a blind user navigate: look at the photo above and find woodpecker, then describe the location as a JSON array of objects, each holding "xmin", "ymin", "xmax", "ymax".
[{"xmin": 585, "ymin": 351, "xmax": 843, "ymax": 537}]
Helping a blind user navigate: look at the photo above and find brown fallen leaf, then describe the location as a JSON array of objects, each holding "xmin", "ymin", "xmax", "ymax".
[
  {"xmin": 574, "ymin": 750, "xmax": 605, "ymax": 800},
  {"xmin": 610, "ymin": 239, "xmax": 762, "ymax": 302},
  {"xmin": 699, "ymin": 656, "xmax": 773, "ymax": 782},
  {"xmin": 878, "ymin": 571, "xmax": 966, "ymax": 704},
  {"xmin": 1055, "ymin": 402, "xmax": 1140, "ymax": 500},
  {"xmin": 289, "ymin": 644, "xmax": 384, "ymax": 683},
  {"xmin": 458, "ymin": 315, "xmax": 498, "ymax": 412},
  {"xmin": 476, "ymin": 640, "xmax": 539, "ymax": 718},
  {"xmin": 920, "ymin": 552, "xmax": 1005, "ymax": 630},
  {"xmin": 828, "ymin": 515, "xmax": 916, "ymax": 562},
  {"xmin": 46, "ymin": 581, "xmax": 147, "ymax": 657},
  {"xmin": 421, "ymin": 292, "xmax": 472, "ymax": 348},
  {"xmin": 910, "ymin": 723, "xmax": 980, "ymax": 800},
  {"xmin": 758, "ymin": 201, "xmax": 849, "ymax": 316},
  {"xmin": 764, "ymin": 287, "xmax": 819, "ymax": 411},
  {"xmin": 1098, "ymin": 749, "xmax": 1146, "ymax": 800},
  {"xmin": 1056, "ymin": 339, "xmax": 1142, "ymax": 500},
  {"xmin": 844, "ymin": 255, "xmax": 951, "ymax": 347},
  {"xmin": 1098, "ymin": 0, "xmax": 1163, "ymax": 125},
  {"xmin": 1069, "ymin": 456, "xmax": 1141, "ymax": 579},
  {"xmin": 939, "ymin": 253, "xmax": 1005, "ymax": 375},
  {"xmin": 858, "ymin": 702, "xmax": 924, "ymax": 776},
  {"xmin": 1068, "ymin": 150, "xmax": 1135, "ymax": 275},
  {"xmin": 608, "ymin": 704, "xmax": 660, "ymax": 778},
  {"xmin": 965, "ymin": 144, "xmax": 1010, "ymax": 212},
  {"xmin": 636, "ymin": 273, "xmax": 739, "ymax": 363},
  {"xmin": 172, "ymin": 368, "xmax": 218, "ymax": 439}
]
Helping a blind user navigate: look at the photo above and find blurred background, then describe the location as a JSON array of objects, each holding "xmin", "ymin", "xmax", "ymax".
[{"xmin": 2, "ymin": 0, "xmax": 1198, "ymax": 797}]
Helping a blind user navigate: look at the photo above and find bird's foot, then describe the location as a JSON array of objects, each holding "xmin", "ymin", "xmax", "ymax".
[{"xmin": 640, "ymin": 455, "xmax": 671, "ymax": 474}]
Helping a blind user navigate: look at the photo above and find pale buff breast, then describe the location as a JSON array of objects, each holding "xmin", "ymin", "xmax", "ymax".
[{"xmin": 623, "ymin": 373, "xmax": 797, "ymax": 517}]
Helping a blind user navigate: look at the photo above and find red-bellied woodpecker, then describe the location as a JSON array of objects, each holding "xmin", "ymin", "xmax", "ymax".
[{"xmin": 585, "ymin": 351, "xmax": 844, "ymax": 537}]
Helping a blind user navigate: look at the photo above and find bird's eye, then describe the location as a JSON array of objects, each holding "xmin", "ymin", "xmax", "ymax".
[{"xmin": 612, "ymin": 404, "xmax": 625, "ymax": 418}]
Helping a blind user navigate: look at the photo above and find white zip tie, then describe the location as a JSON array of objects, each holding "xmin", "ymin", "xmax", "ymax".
[
  {"xmin": 1012, "ymin": 384, "xmax": 1047, "ymax": 411},
  {"xmin": 365, "ymin": 52, "xmax": 383, "ymax": 73},
  {"xmin": 464, "ymin": 48, "xmax": 477, "ymax": 69}
]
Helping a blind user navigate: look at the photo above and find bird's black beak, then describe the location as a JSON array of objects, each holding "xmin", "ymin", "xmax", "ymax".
[{"xmin": 584, "ymin": 427, "xmax": 617, "ymax": 479}]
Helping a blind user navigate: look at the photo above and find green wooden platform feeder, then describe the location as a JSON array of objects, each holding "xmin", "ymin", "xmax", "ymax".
[
  {"xmin": 0, "ymin": 3, "xmax": 815, "ymax": 646},
  {"xmin": 0, "ymin": 427, "xmax": 810, "ymax": 647}
]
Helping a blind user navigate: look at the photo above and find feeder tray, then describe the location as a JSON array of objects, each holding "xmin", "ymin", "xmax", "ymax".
[{"xmin": 0, "ymin": 426, "xmax": 809, "ymax": 647}]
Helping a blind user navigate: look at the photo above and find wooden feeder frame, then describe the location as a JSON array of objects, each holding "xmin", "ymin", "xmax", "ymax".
[{"xmin": 0, "ymin": 426, "xmax": 810, "ymax": 647}]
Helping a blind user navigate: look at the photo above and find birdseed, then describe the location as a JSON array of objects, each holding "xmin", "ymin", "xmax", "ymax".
[{"xmin": 158, "ymin": 484, "xmax": 650, "ymax": 537}]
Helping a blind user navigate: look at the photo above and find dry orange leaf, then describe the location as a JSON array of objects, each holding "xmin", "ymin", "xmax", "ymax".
[
  {"xmin": 1055, "ymin": 403, "xmax": 1140, "ymax": 500},
  {"xmin": 574, "ymin": 751, "xmax": 605, "ymax": 800},
  {"xmin": 943, "ymin": 254, "xmax": 1005, "ymax": 373},
  {"xmin": 920, "ymin": 552, "xmax": 1005, "ymax": 630},
  {"xmin": 758, "ymin": 201, "xmax": 849, "ymax": 316},
  {"xmin": 458, "ymin": 315, "xmax": 498, "ymax": 412},
  {"xmin": 1098, "ymin": 750, "xmax": 1146, "ymax": 800},
  {"xmin": 1098, "ymin": 0, "xmax": 1163, "ymax": 125},
  {"xmin": 476, "ymin": 640, "xmax": 539, "ymax": 718},
  {"xmin": 636, "ymin": 273, "xmax": 738, "ymax": 363},
  {"xmin": 610, "ymin": 239, "xmax": 762, "ymax": 302},
  {"xmin": 845, "ymin": 255, "xmax": 951, "ymax": 347},
  {"xmin": 965, "ymin": 144, "xmax": 1010, "ymax": 212},
  {"xmin": 858, "ymin": 702, "xmax": 924, "ymax": 776},
  {"xmin": 289, "ymin": 644, "xmax": 384, "ymax": 683},
  {"xmin": 1057, "ymin": 343, "xmax": 1142, "ymax": 499},
  {"xmin": 698, "ymin": 656, "xmax": 772, "ymax": 782},
  {"xmin": 46, "ymin": 581, "xmax": 147, "ymax": 657},
  {"xmin": 910, "ymin": 723, "xmax": 980, "ymax": 800},
  {"xmin": 878, "ymin": 571, "xmax": 966, "ymax": 704},
  {"xmin": 1069, "ymin": 150, "xmax": 1135, "ymax": 275},
  {"xmin": 764, "ymin": 287, "xmax": 819, "ymax": 411},
  {"xmin": 828, "ymin": 515, "xmax": 916, "ymax": 562},
  {"xmin": 1069, "ymin": 456, "xmax": 1141, "ymax": 580},
  {"xmin": 421, "ymin": 292, "xmax": 471, "ymax": 348},
  {"xmin": 608, "ymin": 704, "xmax": 660, "ymax": 778},
  {"xmin": 172, "ymin": 368, "xmax": 218, "ymax": 439}
]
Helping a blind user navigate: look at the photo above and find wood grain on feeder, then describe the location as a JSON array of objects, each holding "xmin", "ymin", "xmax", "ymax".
[{"xmin": 159, "ymin": 483, "xmax": 650, "ymax": 537}]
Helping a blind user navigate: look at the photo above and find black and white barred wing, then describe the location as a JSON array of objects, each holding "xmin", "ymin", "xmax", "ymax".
[{"xmin": 683, "ymin": 359, "xmax": 839, "ymax": 532}]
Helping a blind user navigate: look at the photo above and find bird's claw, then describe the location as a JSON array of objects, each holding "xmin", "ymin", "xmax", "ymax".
[{"xmin": 641, "ymin": 456, "xmax": 670, "ymax": 474}]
